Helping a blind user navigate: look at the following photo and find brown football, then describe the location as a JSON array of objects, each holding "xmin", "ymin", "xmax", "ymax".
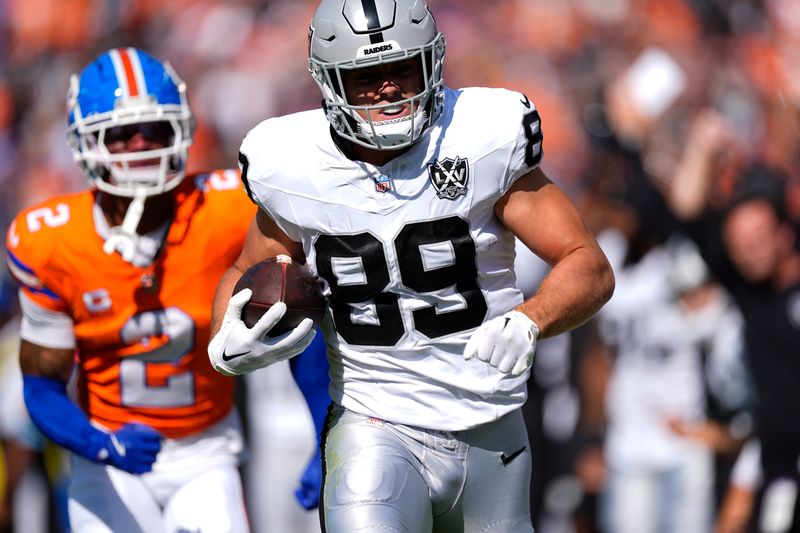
[{"xmin": 233, "ymin": 255, "xmax": 326, "ymax": 337}]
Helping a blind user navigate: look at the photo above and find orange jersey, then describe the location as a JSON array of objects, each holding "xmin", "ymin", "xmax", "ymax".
[{"xmin": 6, "ymin": 170, "xmax": 256, "ymax": 439}]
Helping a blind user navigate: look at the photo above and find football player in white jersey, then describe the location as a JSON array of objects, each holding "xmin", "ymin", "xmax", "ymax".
[{"xmin": 208, "ymin": 0, "xmax": 614, "ymax": 531}]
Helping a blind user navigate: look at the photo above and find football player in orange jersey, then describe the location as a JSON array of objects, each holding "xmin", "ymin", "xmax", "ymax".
[{"xmin": 5, "ymin": 47, "xmax": 329, "ymax": 532}]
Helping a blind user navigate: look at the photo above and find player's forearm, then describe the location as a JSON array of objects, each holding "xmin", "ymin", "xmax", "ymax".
[
  {"xmin": 22, "ymin": 375, "xmax": 110, "ymax": 461},
  {"xmin": 516, "ymin": 245, "xmax": 614, "ymax": 338},
  {"xmin": 210, "ymin": 266, "xmax": 248, "ymax": 337}
]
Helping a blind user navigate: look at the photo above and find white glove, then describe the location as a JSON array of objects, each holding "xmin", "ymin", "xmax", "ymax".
[
  {"xmin": 208, "ymin": 289, "xmax": 317, "ymax": 376},
  {"xmin": 463, "ymin": 310, "xmax": 539, "ymax": 376}
]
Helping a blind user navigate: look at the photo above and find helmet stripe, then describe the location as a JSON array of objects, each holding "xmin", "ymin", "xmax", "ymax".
[
  {"xmin": 360, "ymin": 0, "xmax": 385, "ymax": 44},
  {"xmin": 111, "ymin": 48, "xmax": 138, "ymax": 97},
  {"xmin": 119, "ymin": 49, "xmax": 140, "ymax": 96},
  {"xmin": 125, "ymin": 47, "xmax": 149, "ymax": 95},
  {"xmin": 361, "ymin": 0, "xmax": 381, "ymax": 28},
  {"xmin": 109, "ymin": 48, "xmax": 148, "ymax": 99}
]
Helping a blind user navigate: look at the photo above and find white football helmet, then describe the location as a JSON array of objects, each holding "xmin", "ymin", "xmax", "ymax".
[
  {"xmin": 308, "ymin": 0, "xmax": 446, "ymax": 151},
  {"xmin": 665, "ymin": 235, "xmax": 710, "ymax": 295}
]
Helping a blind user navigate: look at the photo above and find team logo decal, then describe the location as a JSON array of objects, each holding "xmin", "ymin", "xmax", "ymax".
[{"xmin": 427, "ymin": 157, "xmax": 469, "ymax": 200}]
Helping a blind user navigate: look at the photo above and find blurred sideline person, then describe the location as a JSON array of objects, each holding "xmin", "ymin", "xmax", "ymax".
[
  {"xmin": 594, "ymin": 231, "xmax": 750, "ymax": 533},
  {"xmin": 4, "ymin": 48, "xmax": 328, "ymax": 532},
  {"xmin": 716, "ymin": 438, "xmax": 762, "ymax": 533},
  {"xmin": 649, "ymin": 109, "xmax": 800, "ymax": 532},
  {"xmin": 0, "ymin": 278, "xmax": 69, "ymax": 533},
  {"xmin": 207, "ymin": 1, "xmax": 614, "ymax": 531}
]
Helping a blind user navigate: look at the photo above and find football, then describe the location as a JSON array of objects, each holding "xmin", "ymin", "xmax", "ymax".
[{"xmin": 233, "ymin": 255, "xmax": 326, "ymax": 337}]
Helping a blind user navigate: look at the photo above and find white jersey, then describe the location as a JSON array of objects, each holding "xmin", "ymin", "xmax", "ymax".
[{"xmin": 240, "ymin": 87, "xmax": 542, "ymax": 431}]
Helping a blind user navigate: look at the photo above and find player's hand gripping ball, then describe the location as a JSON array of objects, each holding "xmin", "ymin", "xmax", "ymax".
[
  {"xmin": 208, "ymin": 255, "xmax": 326, "ymax": 376},
  {"xmin": 234, "ymin": 255, "xmax": 326, "ymax": 336}
]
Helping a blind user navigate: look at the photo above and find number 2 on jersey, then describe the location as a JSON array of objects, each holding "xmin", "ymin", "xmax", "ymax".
[
  {"xmin": 119, "ymin": 307, "xmax": 196, "ymax": 408},
  {"xmin": 314, "ymin": 216, "xmax": 488, "ymax": 346}
]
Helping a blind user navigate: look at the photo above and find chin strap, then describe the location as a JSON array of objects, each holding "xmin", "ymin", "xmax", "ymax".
[{"xmin": 103, "ymin": 189, "xmax": 147, "ymax": 263}]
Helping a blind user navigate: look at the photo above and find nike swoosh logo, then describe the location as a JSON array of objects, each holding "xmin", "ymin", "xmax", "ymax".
[
  {"xmin": 109, "ymin": 434, "xmax": 127, "ymax": 457},
  {"xmin": 520, "ymin": 94, "xmax": 531, "ymax": 108},
  {"xmin": 500, "ymin": 446, "xmax": 526, "ymax": 466},
  {"xmin": 221, "ymin": 350, "xmax": 249, "ymax": 362}
]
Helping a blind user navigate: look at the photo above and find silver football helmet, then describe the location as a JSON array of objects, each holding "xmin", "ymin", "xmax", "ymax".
[{"xmin": 308, "ymin": 0, "xmax": 446, "ymax": 150}]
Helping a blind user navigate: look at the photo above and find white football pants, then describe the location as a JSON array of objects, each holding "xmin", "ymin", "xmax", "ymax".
[
  {"xmin": 67, "ymin": 411, "xmax": 249, "ymax": 533},
  {"xmin": 321, "ymin": 405, "xmax": 534, "ymax": 532}
]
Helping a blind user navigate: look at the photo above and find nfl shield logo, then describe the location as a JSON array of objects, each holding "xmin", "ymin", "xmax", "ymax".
[
  {"xmin": 374, "ymin": 173, "xmax": 392, "ymax": 193},
  {"xmin": 427, "ymin": 157, "xmax": 469, "ymax": 200}
]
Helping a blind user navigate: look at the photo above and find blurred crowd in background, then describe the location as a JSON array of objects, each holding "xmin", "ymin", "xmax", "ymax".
[{"xmin": 1, "ymin": 0, "xmax": 799, "ymax": 532}]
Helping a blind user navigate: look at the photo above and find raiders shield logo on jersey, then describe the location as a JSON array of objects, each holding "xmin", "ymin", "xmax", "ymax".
[{"xmin": 427, "ymin": 157, "xmax": 469, "ymax": 200}]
